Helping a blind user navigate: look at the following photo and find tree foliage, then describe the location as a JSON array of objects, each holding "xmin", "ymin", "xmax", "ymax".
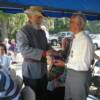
[
  {"xmin": 0, "ymin": 12, "xmax": 27, "ymax": 40},
  {"xmin": 0, "ymin": 12, "xmax": 100, "ymax": 41},
  {"xmin": 48, "ymin": 18, "xmax": 100, "ymax": 34}
]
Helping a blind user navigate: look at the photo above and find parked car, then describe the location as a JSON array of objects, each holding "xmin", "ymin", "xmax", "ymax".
[
  {"xmin": 48, "ymin": 34, "xmax": 59, "ymax": 46},
  {"xmin": 41, "ymin": 25, "xmax": 58, "ymax": 46},
  {"xmin": 85, "ymin": 31, "xmax": 100, "ymax": 49},
  {"xmin": 58, "ymin": 31, "xmax": 73, "ymax": 45},
  {"xmin": 92, "ymin": 35, "xmax": 100, "ymax": 49}
]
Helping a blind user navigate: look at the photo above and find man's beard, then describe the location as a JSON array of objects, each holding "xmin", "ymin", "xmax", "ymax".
[{"xmin": 31, "ymin": 22, "xmax": 41, "ymax": 30}]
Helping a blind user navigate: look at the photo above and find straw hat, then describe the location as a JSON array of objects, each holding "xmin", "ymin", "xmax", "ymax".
[{"xmin": 24, "ymin": 6, "xmax": 44, "ymax": 17}]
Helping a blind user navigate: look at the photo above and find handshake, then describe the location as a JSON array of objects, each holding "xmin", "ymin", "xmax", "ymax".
[{"xmin": 46, "ymin": 49, "xmax": 65, "ymax": 67}]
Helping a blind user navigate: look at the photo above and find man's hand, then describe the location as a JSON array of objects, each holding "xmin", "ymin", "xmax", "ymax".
[{"xmin": 53, "ymin": 60, "xmax": 65, "ymax": 67}]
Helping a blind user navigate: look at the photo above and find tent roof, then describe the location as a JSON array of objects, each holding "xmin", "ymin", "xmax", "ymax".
[{"xmin": 0, "ymin": 0, "xmax": 100, "ymax": 20}]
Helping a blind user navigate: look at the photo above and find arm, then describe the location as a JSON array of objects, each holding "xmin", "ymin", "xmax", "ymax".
[{"xmin": 16, "ymin": 30, "xmax": 44, "ymax": 61}]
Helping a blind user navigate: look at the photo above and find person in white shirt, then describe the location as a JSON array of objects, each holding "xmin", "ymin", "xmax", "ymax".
[
  {"xmin": 0, "ymin": 43, "xmax": 12, "ymax": 72},
  {"xmin": 54, "ymin": 14, "xmax": 94, "ymax": 100},
  {"xmin": 3, "ymin": 38, "xmax": 10, "ymax": 50}
]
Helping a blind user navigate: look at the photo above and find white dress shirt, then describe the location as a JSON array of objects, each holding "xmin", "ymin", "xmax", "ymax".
[{"xmin": 67, "ymin": 31, "xmax": 94, "ymax": 71}]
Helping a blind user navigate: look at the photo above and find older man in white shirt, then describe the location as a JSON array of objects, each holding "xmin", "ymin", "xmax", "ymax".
[{"xmin": 54, "ymin": 14, "xmax": 94, "ymax": 100}]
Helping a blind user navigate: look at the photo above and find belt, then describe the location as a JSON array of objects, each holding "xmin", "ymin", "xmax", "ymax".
[
  {"xmin": 67, "ymin": 68, "xmax": 89, "ymax": 73},
  {"xmin": 24, "ymin": 58, "xmax": 46, "ymax": 63}
]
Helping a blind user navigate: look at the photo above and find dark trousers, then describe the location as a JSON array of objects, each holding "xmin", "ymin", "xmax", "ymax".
[{"xmin": 23, "ymin": 75, "xmax": 47, "ymax": 100}]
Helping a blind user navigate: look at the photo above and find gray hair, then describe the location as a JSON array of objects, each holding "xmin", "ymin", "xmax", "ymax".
[{"xmin": 71, "ymin": 13, "xmax": 86, "ymax": 30}]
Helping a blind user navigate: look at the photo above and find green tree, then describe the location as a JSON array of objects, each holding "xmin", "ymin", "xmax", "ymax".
[
  {"xmin": 86, "ymin": 20, "xmax": 100, "ymax": 33},
  {"xmin": 0, "ymin": 12, "xmax": 27, "ymax": 40}
]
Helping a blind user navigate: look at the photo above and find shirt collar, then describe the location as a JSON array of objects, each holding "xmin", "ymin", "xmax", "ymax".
[{"xmin": 74, "ymin": 31, "xmax": 84, "ymax": 39}]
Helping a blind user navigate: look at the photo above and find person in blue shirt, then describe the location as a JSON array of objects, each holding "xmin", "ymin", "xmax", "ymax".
[{"xmin": 0, "ymin": 43, "xmax": 12, "ymax": 72}]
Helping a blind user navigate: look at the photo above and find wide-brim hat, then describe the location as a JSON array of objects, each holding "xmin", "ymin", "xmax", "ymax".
[{"xmin": 24, "ymin": 6, "xmax": 44, "ymax": 17}]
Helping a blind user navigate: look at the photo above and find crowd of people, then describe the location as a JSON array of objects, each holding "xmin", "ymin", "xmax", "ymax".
[
  {"xmin": 1, "ymin": 38, "xmax": 17, "ymax": 63},
  {"xmin": 0, "ymin": 6, "xmax": 100, "ymax": 100}
]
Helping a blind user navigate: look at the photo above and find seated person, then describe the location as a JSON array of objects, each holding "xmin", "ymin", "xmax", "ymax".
[
  {"xmin": 0, "ymin": 65, "xmax": 21, "ymax": 100},
  {"xmin": 0, "ymin": 43, "xmax": 12, "ymax": 72},
  {"xmin": 0, "ymin": 65, "xmax": 36, "ymax": 100}
]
